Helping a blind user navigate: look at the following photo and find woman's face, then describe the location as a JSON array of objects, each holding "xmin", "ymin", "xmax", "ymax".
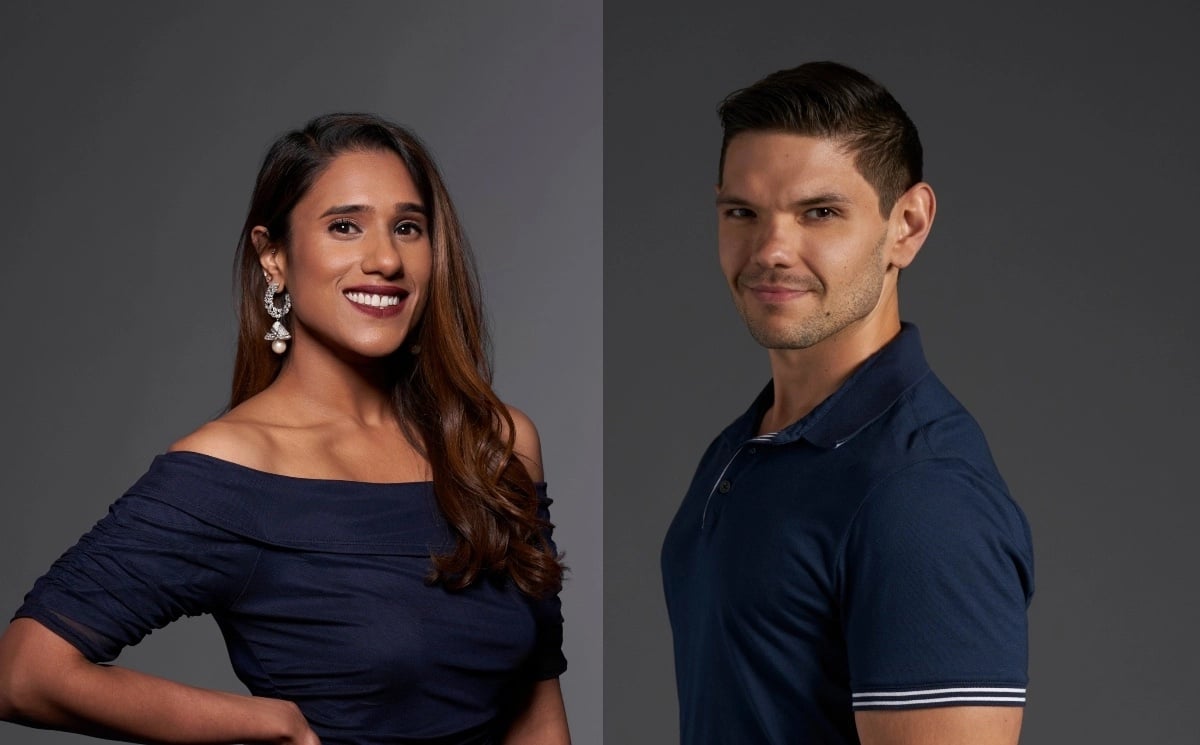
[{"xmin": 263, "ymin": 149, "xmax": 434, "ymax": 361}]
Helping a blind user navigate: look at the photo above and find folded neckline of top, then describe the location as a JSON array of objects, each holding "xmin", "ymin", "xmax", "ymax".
[
  {"xmin": 159, "ymin": 450, "xmax": 435, "ymax": 487},
  {"xmin": 157, "ymin": 450, "xmax": 549, "ymax": 491}
]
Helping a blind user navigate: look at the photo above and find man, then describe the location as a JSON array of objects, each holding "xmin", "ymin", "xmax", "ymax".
[{"xmin": 661, "ymin": 61, "xmax": 1034, "ymax": 745}]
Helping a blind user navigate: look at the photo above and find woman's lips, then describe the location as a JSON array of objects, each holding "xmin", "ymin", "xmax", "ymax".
[{"xmin": 343, "ymin": 287, "xmax": 409, "ymax": 317}]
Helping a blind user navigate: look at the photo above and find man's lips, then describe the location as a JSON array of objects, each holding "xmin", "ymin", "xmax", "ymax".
[{"xmin": 745, "ymin": 284, "xmax": 814, "ymax": 302}]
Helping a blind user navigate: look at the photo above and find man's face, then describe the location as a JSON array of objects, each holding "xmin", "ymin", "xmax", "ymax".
[{"xmin": 717, "ymin": 132, "xmax": 894, "ymax": 350}]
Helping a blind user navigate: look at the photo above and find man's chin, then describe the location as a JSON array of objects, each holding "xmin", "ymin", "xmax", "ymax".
[{"xmin": 744, "ymin": 323, "xmax": 822, "ymax": 351}]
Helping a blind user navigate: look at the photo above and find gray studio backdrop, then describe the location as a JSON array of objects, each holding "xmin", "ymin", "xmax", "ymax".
[
  {"xmin": 0, "ymin": 2, "xmax": 601, "ymax": 744},
  {"xmin": 605, "ymin": 1, "xmax": 1198, "ymax": 744}
]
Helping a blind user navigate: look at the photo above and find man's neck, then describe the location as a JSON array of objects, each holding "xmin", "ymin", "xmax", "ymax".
[{"xmin": 759, "ymin": 312, "xmax": 902, "ymax": 435}]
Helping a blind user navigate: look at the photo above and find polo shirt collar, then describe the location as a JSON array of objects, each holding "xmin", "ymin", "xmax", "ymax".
[{"xmin": 733, "ymin": 322, "xmax": 932, "ymax": 449}]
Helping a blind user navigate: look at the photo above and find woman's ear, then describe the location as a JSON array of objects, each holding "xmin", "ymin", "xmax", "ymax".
[{"xmin": 252, "ymin": 226, "xmax": 286, "ymax": 288}]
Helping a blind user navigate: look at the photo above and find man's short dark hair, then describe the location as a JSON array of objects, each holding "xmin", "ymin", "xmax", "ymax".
[{"xmin": 718, "ymin": 61, "xmax": 923, "ymax": 215}]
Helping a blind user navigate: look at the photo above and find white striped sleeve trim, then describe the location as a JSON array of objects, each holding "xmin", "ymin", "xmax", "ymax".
[{"xmin": 852, "ymin": 687, "xmax": 1026, "ymax": 709}]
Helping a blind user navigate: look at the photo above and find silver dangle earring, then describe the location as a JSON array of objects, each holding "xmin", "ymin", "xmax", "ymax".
[{"xmin": 263, "ymin": 280, "xmax": 292, "ymax": 354}]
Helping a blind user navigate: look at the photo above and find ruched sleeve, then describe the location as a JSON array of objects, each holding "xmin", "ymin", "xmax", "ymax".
[
  {"xmin": 14, "ymin": 490, "xmax": 260, "ymax": 663},
  {"xmin": 525, "ymin": 484, "xmax": 567, "ymax": 680}
]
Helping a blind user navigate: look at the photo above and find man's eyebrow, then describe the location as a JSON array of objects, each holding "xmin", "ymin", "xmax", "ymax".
[
  {"xmin": 715, "ymin": 194, "xmax": 754, "ymax": 207},
  {"xmin": 789, "ymin": 192, "xmax": 851, "ymax": 208},
  {"xmin": 714, "ymin": 192, "xmax": 853, "ymax": 208}
]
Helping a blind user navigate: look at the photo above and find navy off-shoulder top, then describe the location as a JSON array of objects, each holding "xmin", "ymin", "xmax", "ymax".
[{"xmin": 15, "ymin": 451, "xmax": 566, "ymax": 745}]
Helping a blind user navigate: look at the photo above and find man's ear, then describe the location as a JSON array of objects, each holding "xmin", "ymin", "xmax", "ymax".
[
  {"xmin": 886, "ymin": 182, "xmax": 936, "ymax": 270},
  {"xmin": 252, "ymin": 226, "xmax": 286, "ymax": 288}
]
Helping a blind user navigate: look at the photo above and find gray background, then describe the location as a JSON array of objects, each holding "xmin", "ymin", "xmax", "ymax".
[
  {"xmin": 605, "ymin": 1, "xmax": 1199, "ymax": 743},
  {"xmin": 0, "ymin": 2, "xmax": 601, "ymax": 744}
]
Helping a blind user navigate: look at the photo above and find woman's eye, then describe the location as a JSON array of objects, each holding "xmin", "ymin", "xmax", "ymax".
[
  {"xmin": 396, "ymin": 221, "xmax": 423, "ymax": 237},
  {"xmin": 330, "ymin": 220, "xmax": 360, "ymax": 235}
]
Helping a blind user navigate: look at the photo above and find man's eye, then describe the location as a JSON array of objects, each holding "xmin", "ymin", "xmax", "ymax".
[
  {"xmin": 724, "ymin": 208, "xmax": 754, "ymax": 219},
  {"xmin": 805, "ymin": 207, "xmax": 836, "ymax": 220}
]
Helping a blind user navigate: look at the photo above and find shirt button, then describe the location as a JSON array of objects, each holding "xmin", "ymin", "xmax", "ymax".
[{"xmin": 718, "ymin": 479, "xmax": 731, "ymax": 493}]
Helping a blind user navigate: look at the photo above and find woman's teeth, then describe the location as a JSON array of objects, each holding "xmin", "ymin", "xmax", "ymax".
[{"xmin": 345, "ymin": 292, "xmax": 401, "ymax": 308}]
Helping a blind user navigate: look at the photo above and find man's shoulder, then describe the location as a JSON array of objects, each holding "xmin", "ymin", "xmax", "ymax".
[
  {"xmin": 841, "ymin": 369, "xmax": 1024, "ymax": 532},
  {"xmin": 891, "ymin": 368, "xmax": 999, "ymax": 465}
]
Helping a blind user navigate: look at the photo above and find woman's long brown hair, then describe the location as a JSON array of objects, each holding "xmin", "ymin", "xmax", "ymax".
[{"xmin": 229, "ymin": 114, "xmax": 562, "ymax": 598}]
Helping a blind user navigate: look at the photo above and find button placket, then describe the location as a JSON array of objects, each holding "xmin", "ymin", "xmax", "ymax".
[{"xmin": 700, "ymin": 436, "xmax": 776, "ymax": 529}]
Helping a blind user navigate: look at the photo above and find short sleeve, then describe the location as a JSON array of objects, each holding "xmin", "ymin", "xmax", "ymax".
[
  {"xmin": 13, "ymin": 491, "xmax": 260, "ymax": 663},
  {"xmin": 838, "ymin": 458, "xmax": 1034, "ymax": 710},
  {"xmin": 525, "ymin": 484, "xmax": 567, "ymax": 680}
]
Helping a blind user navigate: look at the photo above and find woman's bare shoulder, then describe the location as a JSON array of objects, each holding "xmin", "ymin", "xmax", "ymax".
[
  {"xmin": 504, "ymin": 404, "xmax": 544, "ymax": 482},
  {"xmin": 167, "ymin": 400, "xmax": 278, "ymax": 470}
]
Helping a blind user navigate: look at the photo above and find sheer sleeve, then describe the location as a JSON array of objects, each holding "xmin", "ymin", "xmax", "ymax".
[{"xmin": 13, "ymin": 490, "xmax": 260, "ymax": 663}]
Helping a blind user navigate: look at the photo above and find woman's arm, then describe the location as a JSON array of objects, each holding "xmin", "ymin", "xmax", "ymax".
[
  {"xmin": 501, "ymin": 407, "xmax": 570, "ymax": 744},
  {"xmin": 502, "ymin": 678, "xmax": 570, "ymax": 745},
  {"xmin": 0, "ymin": 619, "xmax": 320, "ymax": 744}
]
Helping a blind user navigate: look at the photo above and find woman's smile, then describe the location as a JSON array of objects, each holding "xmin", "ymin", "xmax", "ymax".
[{"xmin": 343, "ymin": 286, "xmax": 409, "ymax": 317}]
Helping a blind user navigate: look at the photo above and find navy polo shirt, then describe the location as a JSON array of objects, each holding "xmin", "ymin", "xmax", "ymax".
[{"xmin": 661, "ymin": 324, "xmax": 1033, "ymax": 744}]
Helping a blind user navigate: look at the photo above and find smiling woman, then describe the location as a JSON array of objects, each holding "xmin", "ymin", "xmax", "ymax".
[
  {"xmin": 253, "ymin": 149, "xmax": 433, "ymax": 369},
  {"xmin": 0, "ymin": 114, "xmax": 571, "ymax": 745}
]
